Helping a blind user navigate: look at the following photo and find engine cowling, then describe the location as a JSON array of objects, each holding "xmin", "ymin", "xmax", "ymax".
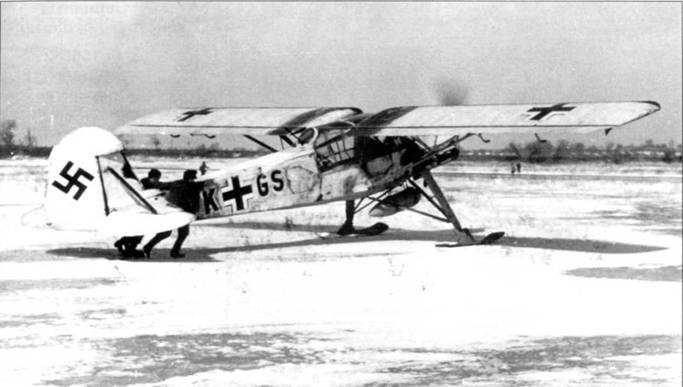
[{"xmin": 369, "ymin": 187, "xmax": 421, "ymax": 217}]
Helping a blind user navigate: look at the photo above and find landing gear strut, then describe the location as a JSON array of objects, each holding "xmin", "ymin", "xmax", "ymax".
[
  {"xmin": 417, "ymin": 170, "xmax": 504, "ymax": 245},
  {"xmin": 333, "ymin": 199, "xmax": 389, "ymax": 237},
  {"xmin": 420, "ymin": 170, "xmax": 476, "ymax": 244},
  {"xmin": 335, "ymin": 171, "xmax": 503, "ymax": 245},
  {"xmin": 336, "ymin": 200, "xmax": 356, "ymax": 235}
]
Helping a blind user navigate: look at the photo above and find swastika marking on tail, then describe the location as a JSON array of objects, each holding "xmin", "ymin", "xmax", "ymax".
[{"xmin": 51, "ymin": 161, "xmax": 94, "ymax": 200}]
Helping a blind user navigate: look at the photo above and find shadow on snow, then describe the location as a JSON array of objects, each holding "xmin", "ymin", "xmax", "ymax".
[{"xmin": 46, "ymin": 221, "xmax": 666, "ymax": 262}]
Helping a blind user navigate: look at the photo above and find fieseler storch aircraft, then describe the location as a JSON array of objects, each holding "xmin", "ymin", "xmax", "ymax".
[{"xmin": 44, "ymin": 101, "xmax": 660, "ymax": 247}]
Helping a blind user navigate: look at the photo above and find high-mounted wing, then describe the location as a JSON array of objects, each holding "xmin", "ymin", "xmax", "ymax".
[
  {"xmin": 115, "ymin": 107, "xmax": 362, "ymax": 137},
  {"xmin": 115, "ymin": 102, "xmax": 659, "ymax": 139},
  {"xmin": 347, "ymin": 101, "xmax": 660, "ymax": 136}
]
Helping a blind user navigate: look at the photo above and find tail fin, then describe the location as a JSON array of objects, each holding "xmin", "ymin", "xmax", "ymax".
[
  {"xmin": 45, "ymin": 127, "xmax": 121, "ymax": 231},
  {"xmin": 45, "ymin": 127, "xmax": 195, "ymax": 235}
]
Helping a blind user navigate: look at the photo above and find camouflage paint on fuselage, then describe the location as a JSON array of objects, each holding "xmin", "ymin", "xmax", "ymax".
[{"xmin": 192, "ymin": 142, "xmax": 409, "ymax": 220}]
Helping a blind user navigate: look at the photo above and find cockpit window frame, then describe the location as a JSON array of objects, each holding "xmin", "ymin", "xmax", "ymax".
[{"xmin": 313, "ymin": 128, "xmax": 359, "ymax": 171}]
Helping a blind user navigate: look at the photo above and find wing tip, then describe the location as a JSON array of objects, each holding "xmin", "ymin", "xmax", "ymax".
[{"xmin": 639, "ymin": 100, "xmax": 661, "ymax": 111}]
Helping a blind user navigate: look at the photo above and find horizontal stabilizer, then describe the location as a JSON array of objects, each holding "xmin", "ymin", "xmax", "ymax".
[{"xmin": 99, "ymin": 211, "xmax": 195, "ymax": 237}]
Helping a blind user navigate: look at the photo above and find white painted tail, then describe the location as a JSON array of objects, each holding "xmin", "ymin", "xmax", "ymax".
[
  {"xmin": 45, "ymin": 127, "xmax": 119, "ymax": 231},
  {"xmin": 45, "ymin": 127, "xmax": 194, "ymax": 235}
]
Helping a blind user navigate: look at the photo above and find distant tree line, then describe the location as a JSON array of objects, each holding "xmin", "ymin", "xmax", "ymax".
[
  {"xmin": 461, "ymin": 139, "xmax": 682, "ymax": 163},
  {"xmin": 1, "ymin": 118, "xmax": 681, "ymax": 163},
  {"xmin": 0, "ymin": 119, "xmax": 268, "ymax": 159},
  {"xmin": 0, "ymin": 119, "xmax": 43, "ymax": 157}
]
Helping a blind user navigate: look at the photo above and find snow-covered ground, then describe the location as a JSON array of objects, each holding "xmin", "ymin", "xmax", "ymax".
[{"xmin": 0, "ymin": 159, "xmax": 680, "ymax": 386}]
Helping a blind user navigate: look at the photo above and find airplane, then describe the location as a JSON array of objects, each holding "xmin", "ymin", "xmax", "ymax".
[{"xmin": 44, "ymin": 101, "xmax": 660, "ymax": 251}]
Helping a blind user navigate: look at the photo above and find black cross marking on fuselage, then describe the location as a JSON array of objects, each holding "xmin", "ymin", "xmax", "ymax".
[
  {"xmin": 527, "ymin": 103, "xmax": 575, "ymax": 121},
  {"xmin": 177, "ymin": 108, "xmax": 213, "ymax": 122},
  {"xmin": 221, "ymin": 176, "xmax": 253, "ymax": 211},
  {"xmin": 51, "ymin": 161, "xmax": 94, "ymax": 200}
]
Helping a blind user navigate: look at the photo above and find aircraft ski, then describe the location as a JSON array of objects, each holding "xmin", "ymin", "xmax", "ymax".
[
  {"xmin": 44, "ymin": 101, "xmax": 660, "ymax": 253},
  {"xmin": 436, "ymin": 231, "xmax": 506, "ymax": 248},
  {"xmin": 317, "ymin": 222, "xmax": 389, "ymax": 239}
]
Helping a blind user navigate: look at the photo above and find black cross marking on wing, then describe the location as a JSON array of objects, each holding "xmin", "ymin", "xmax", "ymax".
[
  {"xmin": 51, "ymin": 161, "xmax": 94, "ymax": 200},
  {"xmin": 177, "ymin": 108, "xmax": 213, "ymax": 122},
  {"xmin": 527, "ymin": 103, "xmax": 575, "ymax": 121},
  {"xmin": 221, "ymin": 176, "xmax": 253, "ymax": 212}
]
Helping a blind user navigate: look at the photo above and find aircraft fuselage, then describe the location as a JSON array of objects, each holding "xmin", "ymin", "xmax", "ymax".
[{"xmin": 189, "ymin": 144, "xmax": 408, "ymax": 220}]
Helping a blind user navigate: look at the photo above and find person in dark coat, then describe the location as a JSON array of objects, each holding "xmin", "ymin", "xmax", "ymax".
[
  {"xmin": 115, "ymin": 169, "xmax": 170, "ymax": 258},
  {"xmin": 141, "ymin": 168, "xmax": 170, "ymax": 190},
  {"xmin": 114, "ymin": 237, "xmax": 144, "ymax": 258},
  {"xmin": 143, "ymin": 169, "xmax": 202, "ymax": 258}
]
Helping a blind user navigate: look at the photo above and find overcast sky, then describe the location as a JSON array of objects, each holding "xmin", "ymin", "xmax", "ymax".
[{"xmin": 1, "ymin": 2, "xmax": 680, "ymax": 148}]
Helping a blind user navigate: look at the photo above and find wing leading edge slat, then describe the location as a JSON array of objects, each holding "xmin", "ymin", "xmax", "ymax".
[
  {"xmin": 115, "ymin": 102, "xmax": 659, "ymax": 138},
  {"xmin": 115, "ymin": 107, "xmax": 363, "ymax": 136},
  {"xmin": 349, "ymin": 101, "xmax": 660, "ymax": 136}
]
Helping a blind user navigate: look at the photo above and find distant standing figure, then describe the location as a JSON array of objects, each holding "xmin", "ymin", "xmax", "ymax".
[
  {"xmin": 511, "ymin": 163, "xmax": 516, "ymax": 175},
  {"xmin": 199, "ymin": 161, "xmax": 209, "ymax": 175},
  {"xmin": 516, "ymin": 163, "xmax": 522, "ymax": 174},
  {"xmin": 143, "ymin": 169, "xmax": 202, "ymax": 258}
]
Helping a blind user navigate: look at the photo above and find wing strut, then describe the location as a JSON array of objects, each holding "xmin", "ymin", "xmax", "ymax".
[{"xmin": 243, "ymin": 135, "xmax": 277, "ymax": 153}]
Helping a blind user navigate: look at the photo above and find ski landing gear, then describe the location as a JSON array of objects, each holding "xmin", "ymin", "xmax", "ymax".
[
  {"xmin": 330, "ymin": 171, "xmax": 504, "ymax": 245},
  {"xmin": 320, "ymin": 200, "xmax": 389, "ymax": 239},
  {"xmin": 419, "ymin": 170, "xmax": 504, "ymax": 246}
]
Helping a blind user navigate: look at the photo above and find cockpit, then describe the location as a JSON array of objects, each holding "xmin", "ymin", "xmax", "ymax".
[
  {"xmin": 313, "ymin": 121, "xmax": 357, "ymax": 170},
  {"xmin": 311, "ymin": 119, "xmax": 402, "ymax": 174}
]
